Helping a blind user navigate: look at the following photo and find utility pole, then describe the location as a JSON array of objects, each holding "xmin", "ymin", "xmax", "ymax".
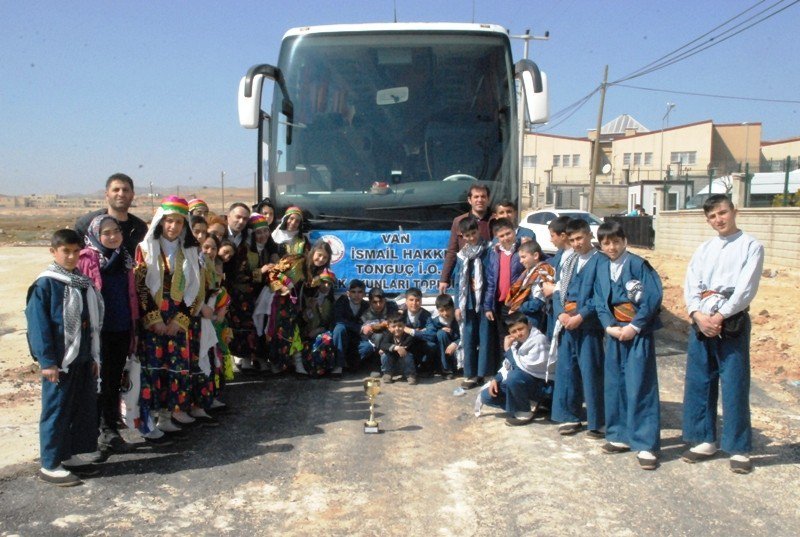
[
  {"xmin": 588, "ymin": 65, "xmax": 609, "ymax": 214},
  {"xmin": 221, "ymin": 171, "xmax": 226, "ymax": 213},
  {"xmin": 509, "ymin": 28, "xmax": 550, "ymax": 60}
]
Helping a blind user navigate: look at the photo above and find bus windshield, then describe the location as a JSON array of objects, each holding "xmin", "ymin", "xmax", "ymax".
[{"xmin": 270, "ymin": 31, "xmax": 517, "ymax": 229}]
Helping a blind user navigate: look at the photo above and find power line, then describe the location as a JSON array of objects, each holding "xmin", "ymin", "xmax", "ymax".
[
  {"xmin": 612, "ymin": 0, "xmax": 799, "ymax": 84},
  {"xmin": 614, "ymin": 83, "xmax": 800, "ymax": 104},
  {"xmin": 539, "ymin": 86, "xmax": 601, "ymax": 132}
]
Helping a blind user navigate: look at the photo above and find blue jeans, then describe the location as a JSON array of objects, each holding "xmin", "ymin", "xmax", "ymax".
[
  {"xmin": 683, "ymin": 317, "xmax": 752, "ymax": 454},
  {"xmin": 461, "ymin": 309, "xmax": 493, "ymax": 378},
  {"xmin": 481, "ymin": 366, "xmax": 553, "ymax": 414},
  {"xmin": 551, "ymin": 327, "xmax": 605, "ymax": 430},
  {"xmin": 381, "ymin": 350, "xmax": 417, "ymax": 378},
  {"xmin": 332, "ymin": 323, "xmax": 359, "ymax": 369},
  {"xmin": 436, "ymin": 329, "xmax": 458, "ymax": 372},
  {"xmin": 40, "ymin": 359, "xmax": 98, "ymax": 470},
  {"xmin": 605, "ymin": 333, "xmax": 660, "ymax": 452}
]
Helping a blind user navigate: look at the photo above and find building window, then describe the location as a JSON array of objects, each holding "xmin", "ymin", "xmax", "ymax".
[
  {"xmin": 572, "ymin": 154, "xmax": 580, "ymax": 167},
  {"xmin": 623, "ymin": 153, "xmax": 631, "ymax": 166},
  {"xmin": 644, "ymin": 152, "xmax": 653, "ymax": 166},
  {"xmin": 633, "ymin": 153, "xmax": 642, "ymax": 166},
  {"xmin": 523, "ymin": 155, "xmax": 537, "ymax": 168},
  {"xmin": 670, "ymin": 151, "xmax": 697, "ymax": 165},
  {"xmin": 553, "ymin": 155, "xmax": 561, "ymax": 167},
  {"xmin": 562, "ymin": 154, "xmax": 570, "ymax": 167}
]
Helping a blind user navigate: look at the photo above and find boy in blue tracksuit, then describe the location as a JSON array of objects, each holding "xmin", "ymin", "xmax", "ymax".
[
  {"xmin": 551, "ymin": 219, "xmax": 605, "ymax": 437},
  {"xmin": 25, "ymin": 229, "xmax": 104, "ymax": 487},
  {"xmin": 425, "ymin": 294, "xmax": 461, "ymax": 379},
  {"xmin": 594, "ymin": 221, "xmax": 663, "ymax": 470},
  {"xmin": 542, "ymin": 216, "xmax": 573, "ymax": 340},
  {"xmin": 453, "ymin": 216, "xmax": 492, "ymax": 389}
]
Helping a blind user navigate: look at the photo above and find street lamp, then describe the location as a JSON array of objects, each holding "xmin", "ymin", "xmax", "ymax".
[{"xmin": 660, "ymin": 102, "xmax": 676, "ymax": 181}]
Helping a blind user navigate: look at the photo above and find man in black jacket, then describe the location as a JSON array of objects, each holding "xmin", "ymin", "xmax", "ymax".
[
  {"xmin": 332, "ymin": 279, "xmax": 369, "ymax": 375},
  {"xmin": 74, "ymin": 173, "xmax": 148, "ymax": 256}
]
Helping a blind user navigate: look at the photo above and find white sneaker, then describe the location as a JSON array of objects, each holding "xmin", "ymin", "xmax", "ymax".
[
  {"xmin": 190, "ymin": 408, "xmax": 212, "ymax": 419},
  {"xmin": 143, "ymin": 428, "xmax": 165, "ymax": 439},
  {"xmin": 210, "ymin": 398, "xmax": 227, "ymax": 409},
  {"xmin": 331, "ymin": 366, "xmax": 342, "ymax": 375},
  {"xmin": 157, "ymin": 412, "xmax": 182, "ymax": 433},
  {"xmin": 294, "ymin": 354, "xmax": 308, "ymax": 375},
  {"xmin": 171, "ymin": 411, "xmax": 196, "ymax": 424}
]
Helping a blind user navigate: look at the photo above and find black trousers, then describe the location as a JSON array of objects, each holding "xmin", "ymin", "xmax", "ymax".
[{"xmin": 98, "ymin": 330, "xmax": 131, "ymax": 442}]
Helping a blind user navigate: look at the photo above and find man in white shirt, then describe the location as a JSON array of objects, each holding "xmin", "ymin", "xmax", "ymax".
[{"xmin": 681, "ymin": 194, "xmax": 764, "ymax": 474}]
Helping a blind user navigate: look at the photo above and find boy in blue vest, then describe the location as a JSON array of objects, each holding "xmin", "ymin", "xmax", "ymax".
[
  {"xmin": 25, "ymin": 229, "xmax": 104, "ymax": 486},
  {"xmin": 551, "ymin": 219, "xmax": 604, "ymax": 437},
  {"xmin": 594, "ymin": 221, "xmax": 663, "ymax": 470}
]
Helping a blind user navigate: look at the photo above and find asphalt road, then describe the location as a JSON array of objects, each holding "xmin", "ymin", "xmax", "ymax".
[{"xmin": 1, "ymin": 333, "xmax": 799, "ymax": 536}]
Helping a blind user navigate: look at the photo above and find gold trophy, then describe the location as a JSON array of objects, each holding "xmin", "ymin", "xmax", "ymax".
[{"xmin": 363, "ymin": 378, "xmax": 382, "ymax": 434}]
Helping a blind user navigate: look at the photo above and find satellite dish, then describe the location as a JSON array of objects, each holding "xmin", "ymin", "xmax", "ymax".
[{"xmin": 601, "ymin": 163, "xmax": 612, "ymax": 174}]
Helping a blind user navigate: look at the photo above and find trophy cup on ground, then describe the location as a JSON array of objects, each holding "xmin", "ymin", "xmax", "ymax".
[{"xmin": 363, "ymin": 378, "xmax": 382, "ymax": 434}]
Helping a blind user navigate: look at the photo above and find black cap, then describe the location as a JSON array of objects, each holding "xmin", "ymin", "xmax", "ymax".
[{"xmin": 348, "ymin": 279, "xmax": 366, "ymax": 290}]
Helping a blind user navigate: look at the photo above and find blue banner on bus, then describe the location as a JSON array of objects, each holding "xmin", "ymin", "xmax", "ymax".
[{"xmin": 308, "ymin": 230, "xmax": 450, "ymax": 294}]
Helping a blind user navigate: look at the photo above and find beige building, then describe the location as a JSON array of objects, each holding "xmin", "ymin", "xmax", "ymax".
[
  {"xmin": 523, "ymin": 116, "xmax": 777, "ymax": 212},
  {"xmin": 761, "ymin": 136, "xmax": 800, "ymax": 170}
]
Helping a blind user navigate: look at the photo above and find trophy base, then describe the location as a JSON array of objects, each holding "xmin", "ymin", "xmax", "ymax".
[{"xmin": 364, "ymin": 422, "xmax": 380, "ymax": 434}]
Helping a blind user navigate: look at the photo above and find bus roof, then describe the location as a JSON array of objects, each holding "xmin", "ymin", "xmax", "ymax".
[{"xmin": 283, "ymin": 22, "xmax": 510, "ymax": 39}]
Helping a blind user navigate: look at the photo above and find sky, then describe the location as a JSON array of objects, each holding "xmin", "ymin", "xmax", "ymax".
[{"xmin": 1, "ymin": 0, "xmax": 798, "ymax": 195}]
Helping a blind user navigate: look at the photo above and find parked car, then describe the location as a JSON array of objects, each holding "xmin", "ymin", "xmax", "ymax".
[{"xmin": 519, "ymin": 209, "xmax": 603, "ymax": 253}]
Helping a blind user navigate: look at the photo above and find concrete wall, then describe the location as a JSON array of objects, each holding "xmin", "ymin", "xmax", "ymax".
[{"xmin": 655, "ymin": 207, "xmax": 800, "ymax": 269}]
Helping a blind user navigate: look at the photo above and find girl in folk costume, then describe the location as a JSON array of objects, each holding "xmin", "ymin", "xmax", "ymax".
[
  {"xmin": 224, "ymin": 212, "xmax": 262, "ymax": 372},
  {"xmin": 135, "ymin": 196, "xmax": 203, "ymax": 437},
  {"xmin": 258, "ymin": 238, "xmax": 330, "ymax": 375},
  {"xmin": 272, "ymin": 206, "xmax": 310, "ymax": 257},
  {"xmin": 77, "ymin": 214, "xmax": 138, "ymax": 453},
  {"xmin": 200, "ymin": 234, "xmax": 234, "ymax": 390},
  {"xmin": 300, "ymin": 265, "xmax": 337, "ymax": 377},
  {"xmin": 249, "ymin": 212, "xmax": 279, "ymax": 266}
]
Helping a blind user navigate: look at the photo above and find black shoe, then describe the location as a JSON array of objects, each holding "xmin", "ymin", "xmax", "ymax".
[
  {"xmin": 461, "ymin": 378, "xmax": 478, "ymax": 389},
  {"xmin": 100, "ymin": 435, "xmax": 132, "ymax": 454},
  {"xmin": 558, "ymin": 422, "xmax": 582, "ymax": 436},
  {"xmin": 681, "ymin": 449, "xmax": 717, "ymax": 463},
  {"xmin": 192, "ymin": 414, "xmax": 220, "ymax": 427},
  {"xmin": 143, "ymin": 434, "xmax": 174, "ymax": 446},
  {"xmin": 730, "ymin": 457, "xmax": 753, "ymax": 474},
  {"xmin": 602, "ymin": 442, "xmax": 631, "ymax": 454},
  {"xmin": 63, "ymin": 464, "xmax": 101, "ymax": 478},
  {"xmin": 505, "ymin": 416, "xmax": 534, "ymax": 427},
  {"xmin": 38, "ymin": 469, "xmax": 82, "ymax": 487},
  {"xmin": 586, "ymin": 429, "xmax": 606, "ymax": 439}
]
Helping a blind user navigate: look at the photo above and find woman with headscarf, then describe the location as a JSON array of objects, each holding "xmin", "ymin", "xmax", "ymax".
[
  {"xmin": 77, "ymin": 214, "xmax": 139, "ymax": 452},
  {"xmin": 271, "ymin": 206, "xmax": 309, "ymax": 257},
  {"xmin": 134, "ymin": 196, "xmax": 203, "ymax": 438}
]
